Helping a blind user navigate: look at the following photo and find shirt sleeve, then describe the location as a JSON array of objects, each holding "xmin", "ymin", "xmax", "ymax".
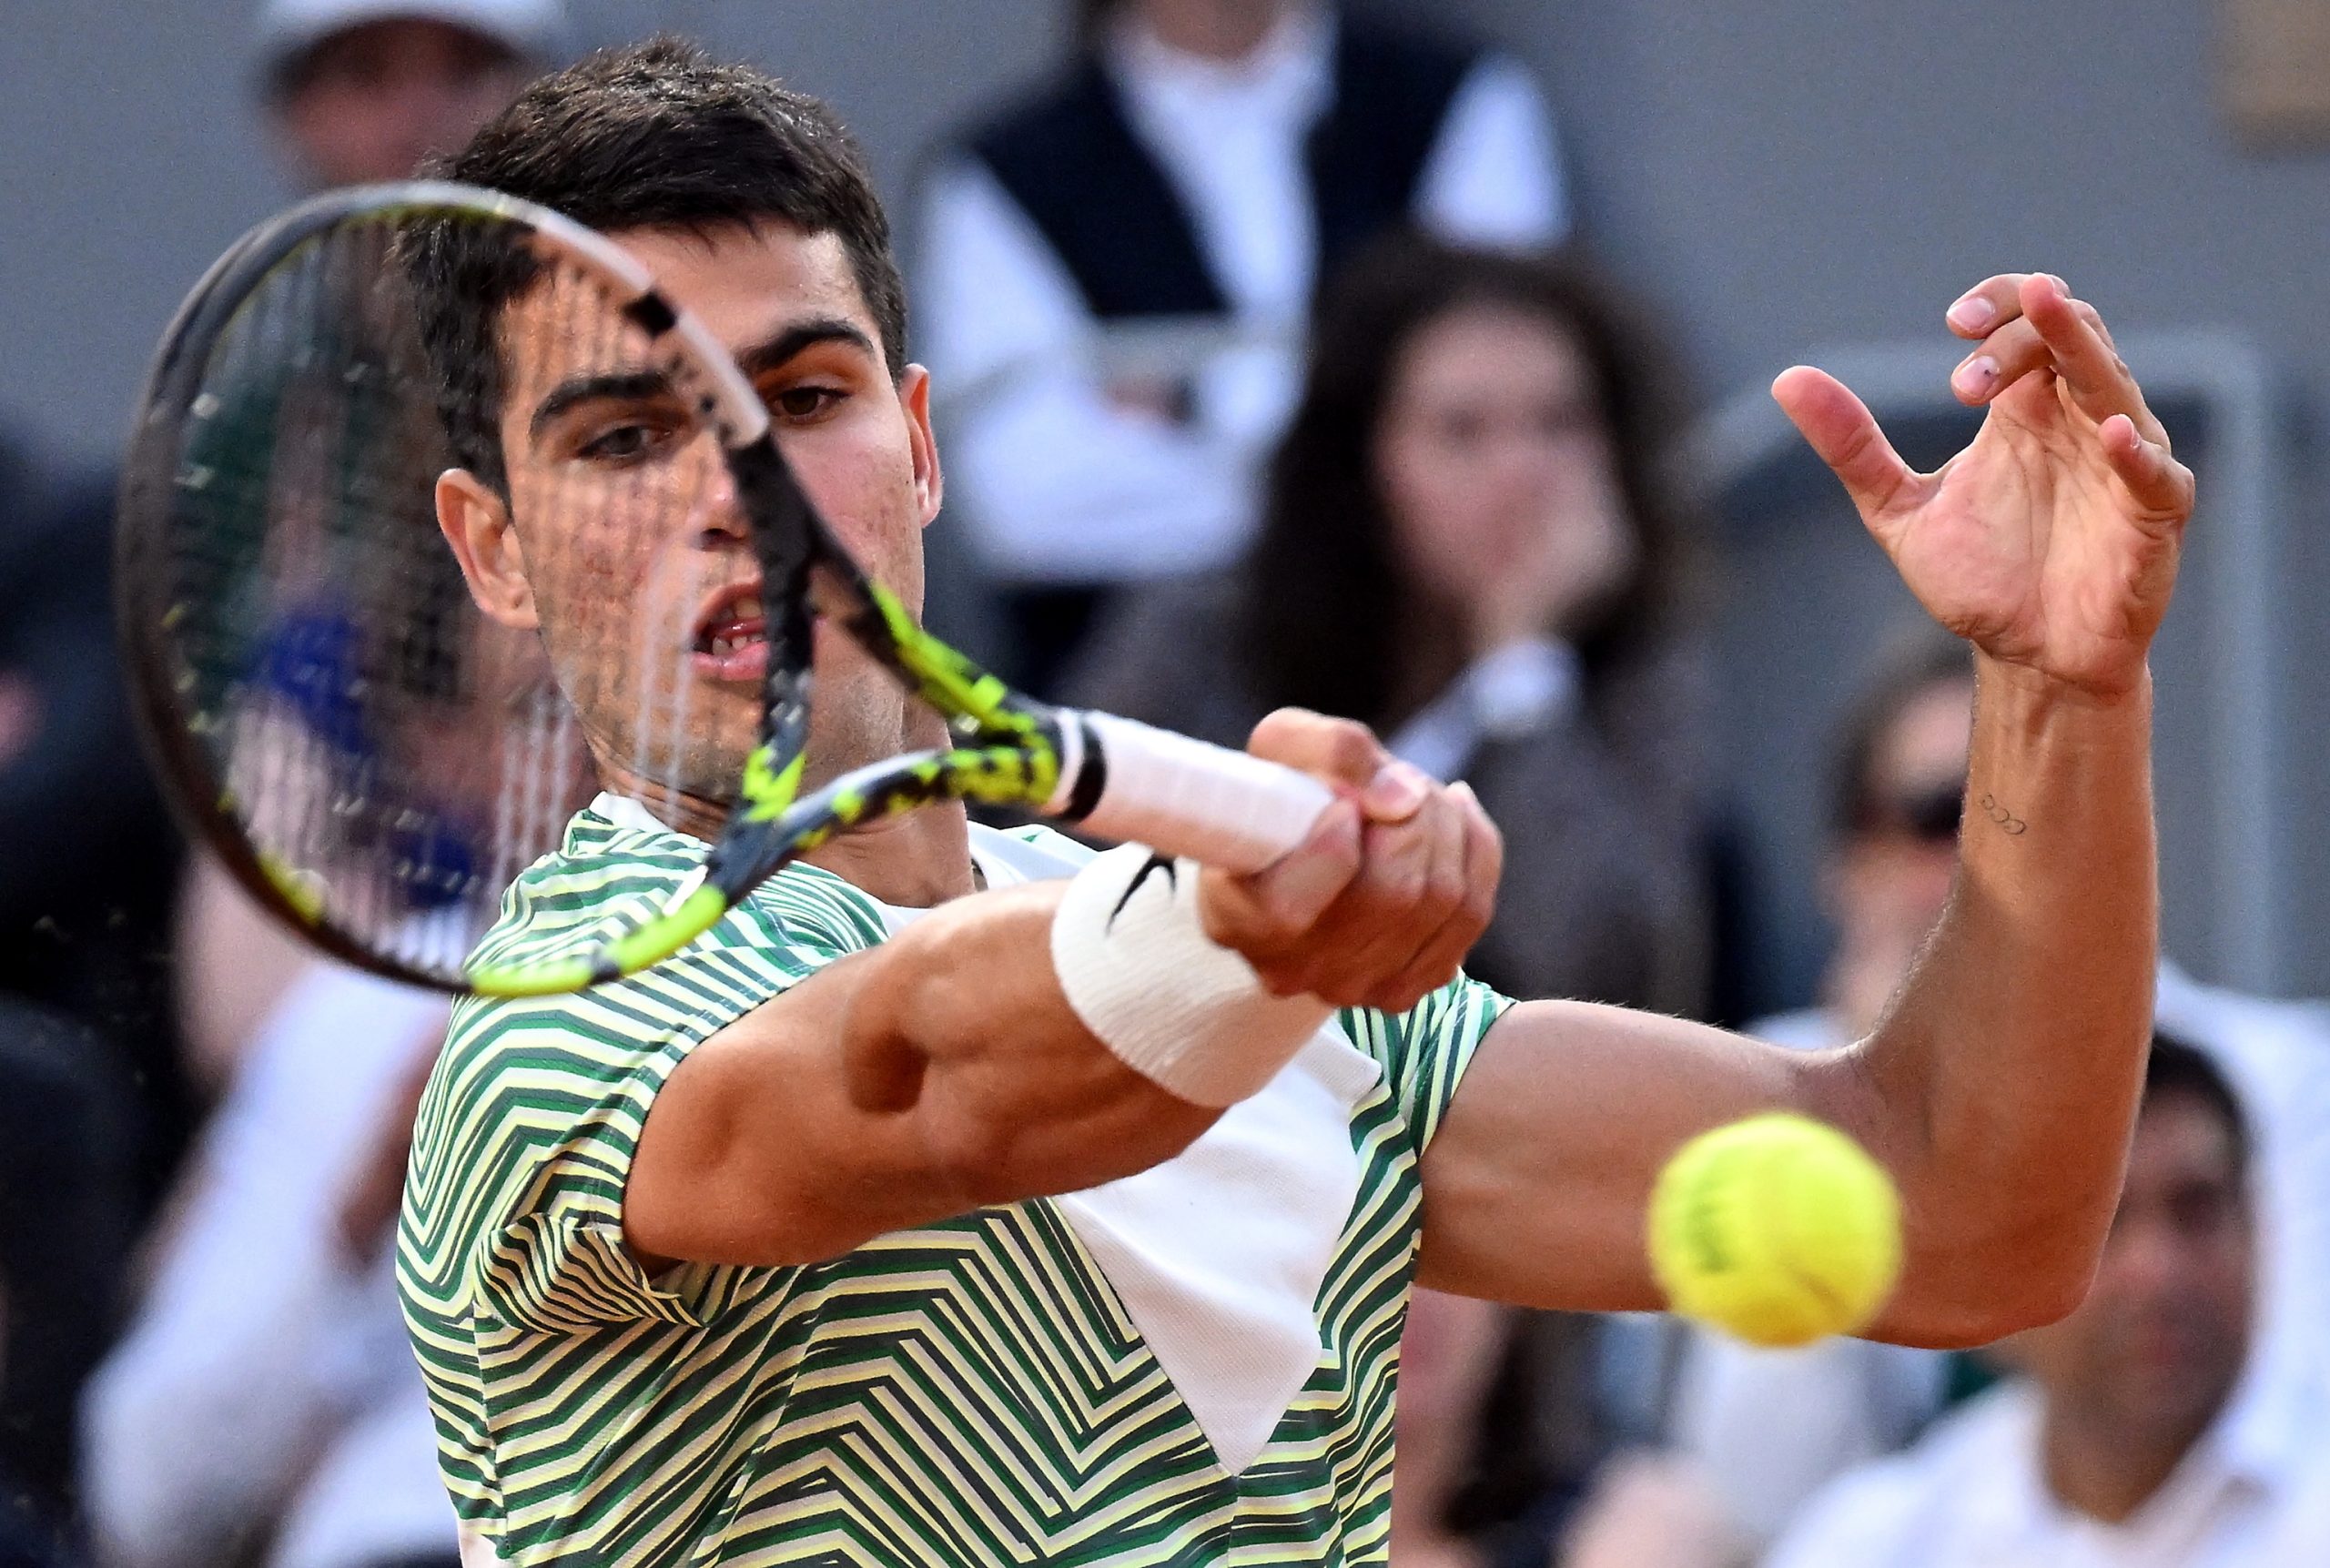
[
  {"xmin": 1413, "ymin": 54, "xmax": 1569, "ymax": 248},
  {"xmin": 411, "ymin": 879, "xmax": 870, "ymax": 1340},
  {"xmin": 913, "ymin": 157, "xmax": 1258, "ymax": 582},
  {"xmin": 1340, "ymin": 975, "xmax": 1513, "ymax": 1151}
]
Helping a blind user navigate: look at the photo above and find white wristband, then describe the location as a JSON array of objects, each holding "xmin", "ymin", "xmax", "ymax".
[{"xmin": 1050, "ymin": 844, "xmax": 1332, "ymax": 1107}]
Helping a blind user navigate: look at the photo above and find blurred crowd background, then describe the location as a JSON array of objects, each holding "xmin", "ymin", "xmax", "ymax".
[{"xmin": 4, "ymin": 2, "xmax": 2330, "ymax": 1565}]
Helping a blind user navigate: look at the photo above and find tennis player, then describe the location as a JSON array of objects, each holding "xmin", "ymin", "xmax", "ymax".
[{"xmin": 401, "ymin": 40, "xmax": 2196, "ymax": 1567}]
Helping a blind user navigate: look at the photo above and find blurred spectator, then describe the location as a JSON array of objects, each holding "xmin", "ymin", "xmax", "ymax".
[
  {"xmin": 1766, "ymin": 1037, "xmax": 2330, "ymax": 1567},
  {"xmin": 1071, "ymin": 237, "xmax": 1709, "ymax": 1014},
  {"xmin": 82, "ymin": 972, "xmax": 451, "ymax": 1568},
  {"xmin": 918, "ymin": 0, "xmax": 1566, "ymax": 685},
  {"xmin": 0, "ymin": 438, "xmax": 186, "ymax": 1180},
  {"xmin": 258, "ymin": 0, "xmax": 564, "ymax": 192},
  {"xmin": 0, "ymin": 1002, "xmax": 135, "ymax": 1565},
  {"xmin": 0, "ymin": 428, "xmax": 177, "ymax": 1553},
  {"xmin": 180, "ymin": 3, "xmax": 571, "ymax": 1088},
  {"xmin": 1074, "ymin": 235, "xmax": 1710, "ymax": 1563},
  {"xmin": 67, "ymin": 13, "xmax": 565, "ymax": 1567},
  {"xmin": 1575, "ymin": 635, "xmax": 2330, "ymax": 1559},
  {"xmin": 1391, "ymin": 1288, "xmax": 1625, "ymax": 1568}
]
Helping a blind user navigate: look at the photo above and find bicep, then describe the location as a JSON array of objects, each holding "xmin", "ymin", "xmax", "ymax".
[
  {"xmin": 1416, "ymin": 998, "xmax": 1848, "ymax": 1310},
  {"xmin": 624, "ymin": 882, "xmax": 1218, "ymax": 1272},
  {"xmin": 623, "ymin": 945, "xmax": 937, "ymax": 1271}
]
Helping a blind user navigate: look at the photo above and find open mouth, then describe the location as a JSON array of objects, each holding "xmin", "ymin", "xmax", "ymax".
[{"xmin": 691, "ymin": 582, "xmax": 770, "ymax": 682}]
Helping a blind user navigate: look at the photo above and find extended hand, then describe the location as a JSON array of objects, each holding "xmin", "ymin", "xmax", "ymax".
[{"xmin": 1775, "ymin": 274, "xmax": 2195, "ymax": 695}]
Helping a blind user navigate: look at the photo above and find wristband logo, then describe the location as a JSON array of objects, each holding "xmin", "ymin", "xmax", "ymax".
[{"xmin": 1109, "ymin": 853, "xmax": 1180, "ymax": 931}]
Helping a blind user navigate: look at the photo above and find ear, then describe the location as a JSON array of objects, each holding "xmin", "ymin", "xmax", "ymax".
[
  {"xmin": 435, "ymin": 469, "xmax": 538, "ymax": 630},
  {"xmin": 899, "ymin": 363, "xmax": 944, "ymax": 529}
]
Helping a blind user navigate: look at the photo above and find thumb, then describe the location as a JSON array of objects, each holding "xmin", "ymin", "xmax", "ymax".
[
  {"xmin": 1200, "ymin": 796, "xmax": 1362, "ymax": 951},
  {"xmin": 1773, "ymin": 365, "xmax": 1920, "ymax": 528}
]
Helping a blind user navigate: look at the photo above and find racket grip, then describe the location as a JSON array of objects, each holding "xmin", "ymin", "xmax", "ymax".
[{"xmin": 1069, "ymin": 711, "xmax": 1335, "ymax": 874}]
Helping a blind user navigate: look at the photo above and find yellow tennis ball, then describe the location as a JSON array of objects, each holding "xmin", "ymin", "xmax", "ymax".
[{"xmin": 1647, "ymin": 1112, "xmax": 1903, "ymax": 1348}]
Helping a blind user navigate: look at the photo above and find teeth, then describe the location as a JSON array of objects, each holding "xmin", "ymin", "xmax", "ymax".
[{"xmin": 734, "ymin": 593, "xmax": 762, "ymax": 620}]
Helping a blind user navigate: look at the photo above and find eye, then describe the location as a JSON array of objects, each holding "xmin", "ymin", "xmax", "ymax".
[
  {"xmin": 770, "ymin": 385, "xmax": 845, "ymax": 422},
  {"xmin": 575, "ymin": 421, "xmax": 669, "ymax": 464}
]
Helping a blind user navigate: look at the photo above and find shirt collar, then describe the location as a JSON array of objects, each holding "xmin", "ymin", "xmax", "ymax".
[
  {"xmin": 585, "ymin": 790, "xmax": 1012, "ymax": 906},
  {"xmin": 1952, "ymin": 1371, "xmax": 2312, "ymax": 1548},
  {"xmin": 2208, "ymin": 1350, "xmax": 2327, "ymax": 1499}
]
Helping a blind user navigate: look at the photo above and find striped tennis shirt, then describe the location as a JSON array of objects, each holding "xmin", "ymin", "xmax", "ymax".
[{"xmin": 399, "ymin": 796, "xmax": 1508, "ymax": 1565}]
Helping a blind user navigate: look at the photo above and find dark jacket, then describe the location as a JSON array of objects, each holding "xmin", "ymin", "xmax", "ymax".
[{"xmin": 1065, "ymin": 571, "xmax": 1712, "ymax": 1016}]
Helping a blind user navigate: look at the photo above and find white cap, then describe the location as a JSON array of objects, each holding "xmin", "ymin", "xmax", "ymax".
[{"xmin": 257, "ymin": 0, "xmax": 568, "ymax": 78}]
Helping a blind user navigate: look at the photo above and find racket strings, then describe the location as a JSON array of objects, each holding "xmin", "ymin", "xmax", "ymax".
[{"xmin": 160, "ymin": 209, "xmax": 650, "ymax": 977}]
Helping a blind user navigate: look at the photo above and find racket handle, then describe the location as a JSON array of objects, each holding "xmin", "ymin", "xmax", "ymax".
[{"xmin": 1068, "ymin": 711, "xmax": 1335, "ymax": 874}]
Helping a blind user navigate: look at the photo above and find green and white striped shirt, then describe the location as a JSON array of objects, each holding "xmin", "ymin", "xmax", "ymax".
[{"xmin": 399, "ymin": 799, "xmax": 1508, "ymax": 1565}]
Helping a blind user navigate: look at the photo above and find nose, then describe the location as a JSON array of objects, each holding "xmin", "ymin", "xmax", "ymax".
[{"xmin": 684, "ymin": 440, "xmax": 748, "ymax": 547}]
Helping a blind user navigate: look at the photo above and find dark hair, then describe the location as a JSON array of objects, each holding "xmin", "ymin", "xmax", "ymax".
[
  {"xmin": 1235, "ymin": 234, "xmax": 1699, "ymax": 728},
  {"xmin": 1827, "ymin": 626, "xmax": 1974, "ymax": 840},
  {"xmin": 2145, "ymin": 1031, "xmax": 2251, "ymax": 1182},
  {"xmin": 405, "ymin": 36, "xmax": 906, "ymax": 490}
]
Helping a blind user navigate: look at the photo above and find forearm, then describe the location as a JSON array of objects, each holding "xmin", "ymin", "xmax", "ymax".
[
  {"xmin": 1829, "ymin": 653, "xmax": 2156, "ymax": 1335},
  {"xmin": 626, "ymin": 883, "xmax": 1218, "ymax": 1268}
]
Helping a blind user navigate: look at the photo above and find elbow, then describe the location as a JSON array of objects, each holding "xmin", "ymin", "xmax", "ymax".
[{"xmin": 1883, "ymin": 1211, "xmax": 2103, "ymax": 1349}]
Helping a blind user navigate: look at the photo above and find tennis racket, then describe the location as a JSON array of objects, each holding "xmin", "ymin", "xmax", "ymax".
[{"xmin": 119, "ymin": 181, "xmax": 1332, "ymax": 996}]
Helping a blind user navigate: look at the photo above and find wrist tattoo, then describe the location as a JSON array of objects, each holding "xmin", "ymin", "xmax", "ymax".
[{"xmin": 1979, "ymin": 794, "xmax": 2028, "ymax": 835}]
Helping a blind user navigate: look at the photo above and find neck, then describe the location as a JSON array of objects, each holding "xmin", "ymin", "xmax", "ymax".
[
  {"xmin": 593, "ymin": 751, "xmax": 980, "ymax": 910},
  {"xmin": 804, "ymin": 803, "xmax": 979, "ymax": 907},
  {"xmin": 2041, "ymin": 1397, "xmax": 2207, "ymax": 1526},
  {"xmin": 1132, "ymin": 0, "xmax": 1296, "ymax": 62},
  {"xmin": 1383, "ymin": 597, "xmax": 1470, "ymax": 731}
]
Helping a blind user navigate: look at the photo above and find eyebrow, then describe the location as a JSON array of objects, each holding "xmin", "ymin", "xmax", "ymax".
[
  {"xmin": 735, "ymin": 316, "xmax": 877, "ymax": 379},
  {"xmin": 526, "ymin": 316, "xmax": 880, "ymax": 443}
]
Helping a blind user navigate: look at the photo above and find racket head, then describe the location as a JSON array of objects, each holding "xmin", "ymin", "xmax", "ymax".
[{"xmin": 118, "ymin": 180, "xmax": 779, "ymax": 993}]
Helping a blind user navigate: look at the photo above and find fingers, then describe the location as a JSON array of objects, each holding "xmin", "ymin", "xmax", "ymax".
[
  {"xmin": 1246, "ymin": 708, "xmax": 1389, "ymax": 794},
  {"xmin": 1771, "ymin": 365, "xmax": 1920, "ymax": 522},
  {"xmin": 1943, "ymin": 275, "xmax": 2170, "ymax": 447},
  {"xmin": 1245, "ymin": 705, "xmax": 1440, "ymax": 835},
  {"xmin": 1213, "ymin": 711, "xmax": 1501, "ymax": 1011},
  {"xmin": 1303, "ymin": 785, "xmax": 1471, "ymax": 1007},
  {"xmin": 1943, "ymin": 272, "xmax": 2057, "ymax": 339},
  {"xmin": 2101, "ymin": 412, "xmax": 2197, "ymax": 523},
  {"xmin": 1205, "ymin": 795, "xmax": 1364, "ymax": 944},
  {"xmin": 1374, "ymin": 783, "xmax": 1502, "ymax": 1009},
  {"xmin": 1219, "ymin": 777, "xmax": 1498, "ymax": 1013}
]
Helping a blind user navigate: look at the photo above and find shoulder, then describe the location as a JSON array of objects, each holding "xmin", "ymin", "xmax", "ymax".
[
  {"xmin": 441, "ymin": 811, "xmax": 889, "ymax": 1092},
  {"xmin": 1342, "ymin": 975, "xmax": 1514, "ymax": 1149}
]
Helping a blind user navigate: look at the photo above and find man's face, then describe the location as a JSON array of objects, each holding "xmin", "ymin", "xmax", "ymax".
[
  {"xmin": 1829, "ymin": 677, "xmax": 1974, "ymax": 959},
  {"xmin": 441, "ymin": 221, "xmax": 939, "ymax": 804},
  {"xmin": 276, "ymin": 19, "xmax": 530, "ymax": 189},
  {"xmin": 2011, "ymin": 1092, "xmax": 2254, "ymax": 1449}
]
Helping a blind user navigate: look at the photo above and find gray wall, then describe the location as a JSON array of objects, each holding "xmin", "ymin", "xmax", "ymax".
[{"xmin": 5, "ymin": 1, "xmax": 2325, "ymax": 997}]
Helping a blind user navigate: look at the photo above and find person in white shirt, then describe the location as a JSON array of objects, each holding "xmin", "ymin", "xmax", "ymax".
[
  {"xmin": 82, "ymin": 967, "xmax": 459, "ymax": 1568},
  {"xmin": 916, "ymin": 0, "xmax": 1565, "ymax": 684},
  {"xmin": 1768, "ymin": 1037, "xmax": 2330, "ymax": 1568},
  {"xmin": 1562, "ymin": 635, "xmax": 2330, "ymax": 1563}
]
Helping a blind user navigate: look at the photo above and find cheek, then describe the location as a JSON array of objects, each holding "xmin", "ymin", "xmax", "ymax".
[
  {"xmin": 797, "ymin": 418, "xmax": 925, "ymax": 581},
  {"xmin": 1378, "ymin": 435, "xmax": 1489, "ymax": 582}
]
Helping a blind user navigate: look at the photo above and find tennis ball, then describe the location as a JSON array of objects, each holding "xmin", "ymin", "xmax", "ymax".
[{"xmin": 1647, "ymin": 1112, "xmax": 1902, "ymax": 1349}]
